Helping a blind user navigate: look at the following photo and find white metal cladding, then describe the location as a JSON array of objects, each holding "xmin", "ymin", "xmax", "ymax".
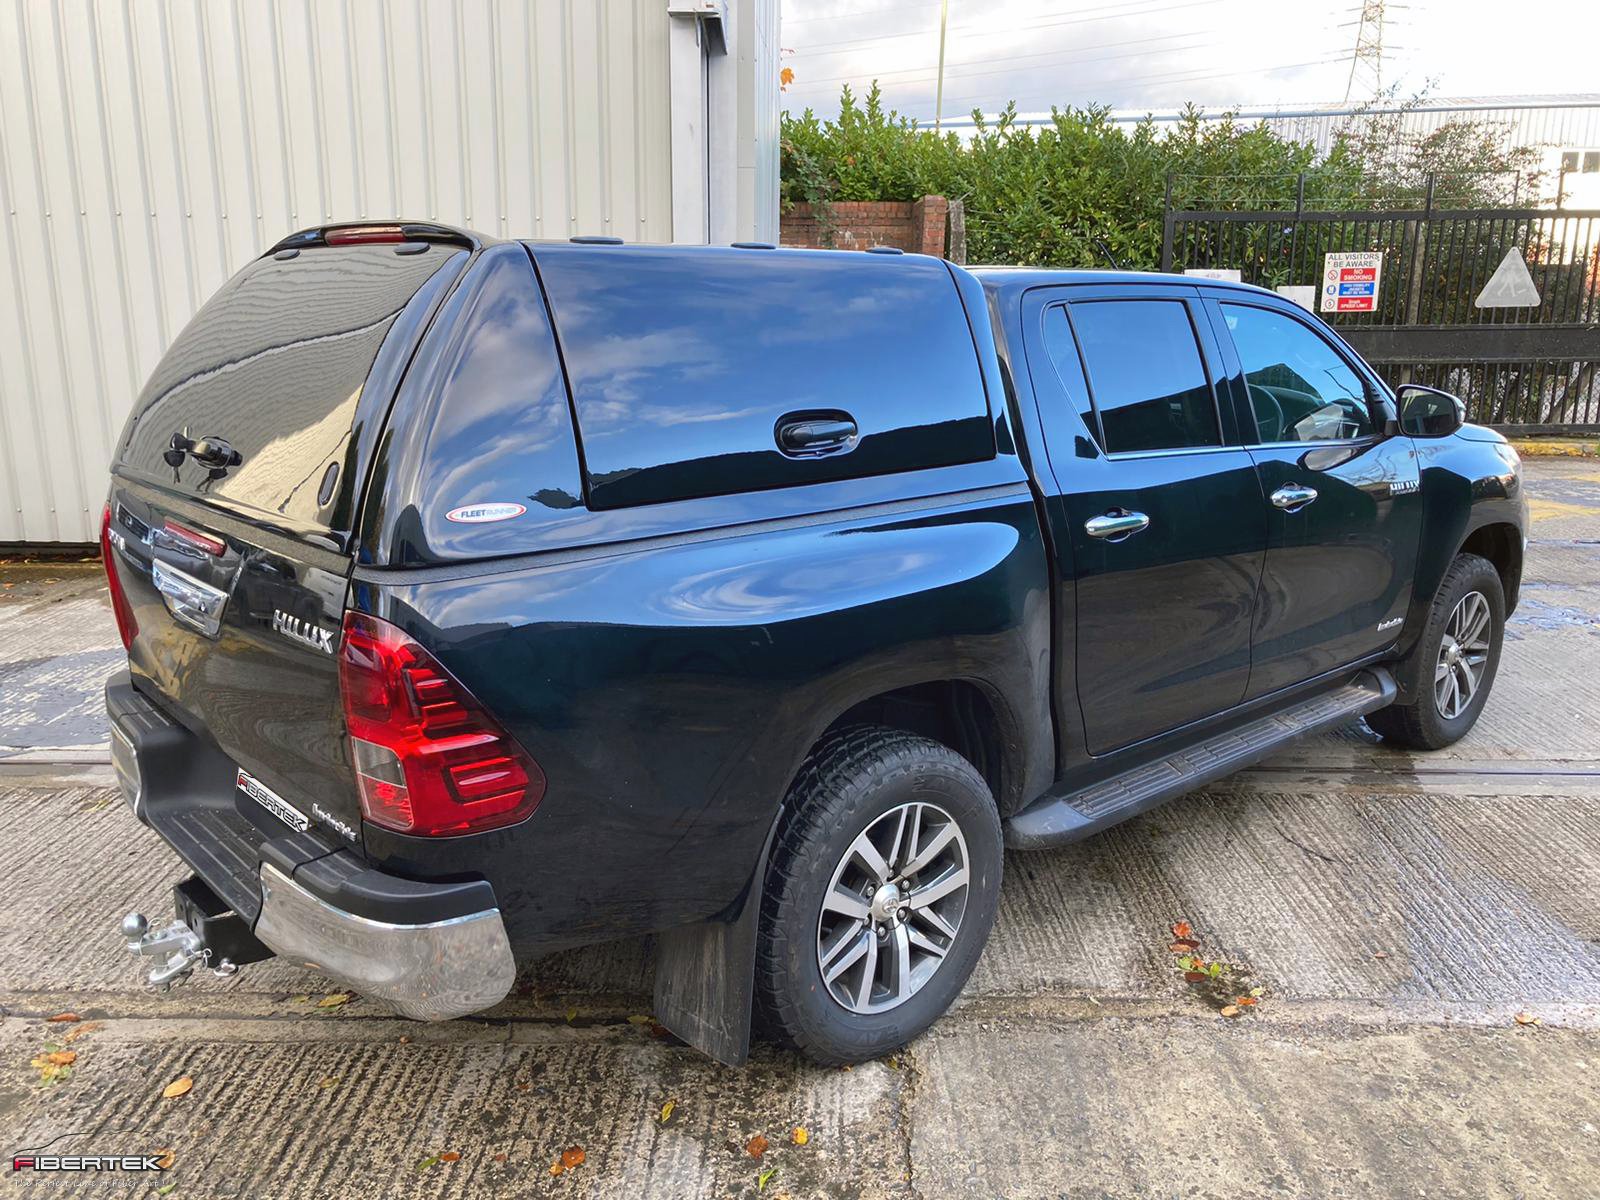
[{"xmin": 0, "ymin": 0, "xmax": 778, "ymax": 545}]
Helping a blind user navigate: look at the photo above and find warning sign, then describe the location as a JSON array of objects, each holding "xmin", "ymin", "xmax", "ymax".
[
  {"xmin": 1475, "ymin": 249, "xmax": 1542, "ymax": 308},
  {"xmin": 1321, "ymin": 251, "xmax": 1384, "ymax": 314}
]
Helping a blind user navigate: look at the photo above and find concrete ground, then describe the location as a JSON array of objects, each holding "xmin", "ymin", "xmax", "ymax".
[{"xmin": 2, "ymin": 459, "xmax": 1598, "ymax": 1199}]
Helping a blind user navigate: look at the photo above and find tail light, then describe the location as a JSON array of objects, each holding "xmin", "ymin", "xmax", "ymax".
[
  {"xmin": 100, "ymin": 504, "xmax": 138, "ymax": 650},
  {"xmin": 337, "ymin": 611, "xmax": 544, "ymax": 837}
]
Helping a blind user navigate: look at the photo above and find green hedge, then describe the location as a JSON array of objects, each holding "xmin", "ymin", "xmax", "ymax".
[{"xmin": 781, "ymin": 84, "xmax": 1531, "ymax": 268}]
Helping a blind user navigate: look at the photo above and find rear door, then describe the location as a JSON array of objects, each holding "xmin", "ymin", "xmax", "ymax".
[
  {"xmin": 1023, "ymin": 285, "xmax": 1268, "ymax": 755},
  {"xmin": 105, "ymin": 235, "xmax": 469, "ymax": 846},
  {"xmin": 1205, "ymin": 296, "xmax": 1423, "ymax": 697}
]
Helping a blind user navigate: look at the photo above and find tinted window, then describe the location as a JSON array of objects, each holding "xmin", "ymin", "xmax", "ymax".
[
  {"xmin": 533, "ymin": 244, "xmax": 994, "ymax": 510},
  {"xmin": 1069, "ymin": 300, "xmax": 1219, "ymax": 453},
  {"xmin": 1222, "ymin": 304, "xmax": 1375, "ymax": 443},
  {"xmin": 118, "ymin": 243, "xmax": 465, "ymax": 529}
]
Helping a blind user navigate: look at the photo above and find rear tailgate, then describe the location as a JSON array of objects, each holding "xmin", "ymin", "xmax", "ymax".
[{"xmin": 105, "ymin": 232, "xmax": 470, "ymax": 855}]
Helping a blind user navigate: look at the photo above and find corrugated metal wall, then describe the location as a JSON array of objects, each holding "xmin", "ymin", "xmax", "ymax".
[{"xmin": 0, "ymin": 0, "xmax": 691, "ymax": 545}]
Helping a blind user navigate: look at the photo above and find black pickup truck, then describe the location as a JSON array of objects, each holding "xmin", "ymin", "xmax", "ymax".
[{"xmin": 104, "ymin": 223, "xmax": 1525, "ymax": 1065}]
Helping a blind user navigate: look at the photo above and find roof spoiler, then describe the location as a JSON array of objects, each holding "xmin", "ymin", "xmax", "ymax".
[{"xmin": 263, "ymin": 221, "xmax": 485, "ymax": 257}]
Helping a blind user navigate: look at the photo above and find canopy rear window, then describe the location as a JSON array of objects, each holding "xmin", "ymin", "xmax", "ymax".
[{"xmin": 116, "ymin": 243, "xmax": 465, "ymax": 534}]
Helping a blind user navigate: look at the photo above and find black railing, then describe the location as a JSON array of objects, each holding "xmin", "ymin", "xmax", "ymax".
[{"xmin": 1161, "ymin": 177, "xmax": 1600, "ymax": 428}]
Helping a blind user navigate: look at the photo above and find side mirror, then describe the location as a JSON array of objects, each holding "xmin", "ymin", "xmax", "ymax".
[{"xmin": 1396, "ymin": 384, "xmax": 1465, "ymax": 438}]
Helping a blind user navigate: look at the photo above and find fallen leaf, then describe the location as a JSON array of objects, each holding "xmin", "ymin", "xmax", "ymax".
[
  {"xmin": 564, "ymin": 1006, "xmax": 578, "ymax": 1024},
  {"xmin": 561, "ymin": 1146, "xmax": 586, "ymax": 1169},
  {"xmin": 660, "ymin": 1099, "xmax": 676, "ymax": 1123},
  {"xmin": 885, "ymin": 1055, "xmax": 899, "ymax": 1070},
  {"xmin": 46, "ymin": 1012, "xmax": 81, "ymax": 1023},
  {"xmin": 746, "ymin": 1134, "xmax": 769, "ymax": 1160},
  {"xmin": 161, "ymin": 1076, "xmax": 194, "ymax": 1099},
  {"xmin": 398, "ymin": 1036, "xmax": 411, "ymax": 1044},
  {"xmin": 1184, "ymin": 971, "xmax": 1207, "ymax": 983},
  {"xmin": 1236, "ymin": 996, "xmax": 1258, "ymax": 1007},
  {"xmin": 1248, "ymin": 986, "xmax": 1265, "ymax": 998},
  {"xmin": 1514, "ymin": 1011, "xmax": 1541, "ymax": 1026},
  {"xmin": 627, "ymin": 1014, "xmax": 655, "ymax": 1026},
  {"xmin": 549, "ymin": 1161, "xmax": 564, "ymax": 1177},
  {"xmin": 1169, "ymin": 939, "xmax": 1200, "ymax": 953},
  {"xmin": 154, "ymin": 1148, "xmax": 177, "ymax": 1170},
  {"xmin": 42, "ymin": 1050, "xmax": 77, "ymax": 1066},
  {"xmin": 493, "ymin": 1152, "xmax": 508, "ymax": 1164},
  {"xmin": 1373, "ymin": 951, "xmax": 1388, "ymax": 960},
  {"xmin": 758, "ymin": 1166, "xmax": 778, "ymax": 1190},
  {"xmin": 415, "ymin": 1155, "xmax": 442, "ymax": 1172},
  {"xmin": 318, "ymin": 1076, "xmax": 340, "ymax": 1090},
  {"xmin": 62, "ymin": 1022, "xmax": 101, "ymax": 1043},
  {"xmin": 289, "ymin": 995, "xmax": 310, "ymax": 1004},
  {"xmin": 1220, "ymin": 1005, "xmax": 1240, "ymax": 1017},
  {"xmin": 156, "ymin": 1184, "xmax": 177, "ymax": 1196},
  {"xmin": 1171, "ymin": 920, "xmax": 1193, "ymax": 940},
  {"xmin": 791, "ymin": 1126, "xmax": 809, "ymax": 1146},
  {"xmin": 440, "ymin": 1152, "xmax": 461, "ymax": 1163},
  {"xmin": 317, "ymin": 993, "xmax": 351, "ymax": 1009}
]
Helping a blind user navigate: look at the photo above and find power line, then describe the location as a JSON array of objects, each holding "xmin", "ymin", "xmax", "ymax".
[
  {"xmin": 903, "ymin": 55, "xmax": 1349, "ymax": 118},
  {"xmin": 789, "ymin": 0, "xmax": 1224, "ymax": 55},
  {"xmin": 793, "ymin": 28, "xmax": 1223, "ymax": 89}
]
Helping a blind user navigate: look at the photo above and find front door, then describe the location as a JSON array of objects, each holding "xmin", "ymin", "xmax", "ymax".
[
  {"xmin": 1025, "ymin": 286, "xmax": 1268, "ymax": 756},
  {"xmin": 1205, "ymin": 297, "xmax": 1424, "ymax": 697}
]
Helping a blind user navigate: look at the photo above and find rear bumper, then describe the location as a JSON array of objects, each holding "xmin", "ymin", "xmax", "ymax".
[
  {"xmin": 106, "ymin": 670, "xmax": 515, "ymax": 1020},
  {"xmin": 254, "ymin": 862, "xmax": 515, "ymax": 1021}
]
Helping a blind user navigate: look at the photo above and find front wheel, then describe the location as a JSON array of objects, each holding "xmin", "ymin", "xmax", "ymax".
[
  {"xmin": 1367, "ymin": 552, "xmax": 1505, "ymax": 751},
  {"xmin": 756, "ymin": 727, "xmax": 1002, "ymax": 1065}
]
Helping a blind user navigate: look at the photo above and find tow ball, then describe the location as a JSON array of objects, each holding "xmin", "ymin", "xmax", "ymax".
[
  {"xmin": 121, "ymin": 912, "xmax": 239, "ymax": 988},
  {"xmin": 120, "ymin": 876, "xmax": 272, "ymax": 990}
]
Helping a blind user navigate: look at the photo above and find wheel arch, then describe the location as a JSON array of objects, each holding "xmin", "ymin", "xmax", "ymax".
[
  {"xmin": 805, "ymin": 675, "xmax": 1037, "ymax": 818},
  {"xmin": 1458, "ymin": 520, "xmax": 1523, "ymax": 614}
]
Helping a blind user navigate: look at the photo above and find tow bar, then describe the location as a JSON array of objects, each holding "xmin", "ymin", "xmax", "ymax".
[
  {"xmin": 121, "ymin": 912, "xmax": 237, "ymax": 988},
  {"xmin": 121, "ymin": 876, "xmax": 272, "ymax": 990}
]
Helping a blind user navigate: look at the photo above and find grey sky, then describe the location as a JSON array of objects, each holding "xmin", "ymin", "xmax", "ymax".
[{"xmin": 779, "ymin": 0, "xmax": 1600, "ymax": 122}]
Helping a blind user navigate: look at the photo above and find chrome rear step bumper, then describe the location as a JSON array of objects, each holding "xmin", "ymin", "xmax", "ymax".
[{"xmin": 255, "ymin": 863, "xmax": 515, "ymax": 1021}]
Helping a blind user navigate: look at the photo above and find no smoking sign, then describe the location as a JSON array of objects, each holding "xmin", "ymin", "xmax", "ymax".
[{"xmin": 1321, "ymin": 251, "xmax": 1384, "ymax": 314}]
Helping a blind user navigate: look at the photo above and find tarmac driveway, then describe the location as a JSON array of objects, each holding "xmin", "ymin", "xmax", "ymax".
[{"xmin": 2, "ymin": 458, "xmax": 1598, "ymax": 1198}]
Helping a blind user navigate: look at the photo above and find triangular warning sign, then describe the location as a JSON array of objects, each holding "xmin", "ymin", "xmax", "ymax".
[{"xmin": 1475, "ymin": 249, "xmax": 1541, "ymax": 308}]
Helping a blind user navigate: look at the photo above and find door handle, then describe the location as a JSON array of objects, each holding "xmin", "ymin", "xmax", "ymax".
[
  {"xmin": 1084, "ymin": 510, "xmax": 1150, "ymax": 541},
  {"xmin": 775, "ymin": 412, "xmax": 858, "ymax": 457},
  {"xmin": 1271, "ymin": 484, "xmax": 1318, "ymax": 512}
]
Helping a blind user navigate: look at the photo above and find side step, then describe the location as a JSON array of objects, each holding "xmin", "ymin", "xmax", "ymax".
[{"xmin": 1004, "ymin": 668, "xmax": 1396, "ymax": 849}]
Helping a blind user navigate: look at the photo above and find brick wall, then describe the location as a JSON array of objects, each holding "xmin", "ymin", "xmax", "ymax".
[{"xmin": 781, "ymin": 195, "xmax": 949, "ymax": 256}]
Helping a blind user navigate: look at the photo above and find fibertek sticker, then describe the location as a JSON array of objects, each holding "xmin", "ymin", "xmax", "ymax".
[{"xmin": 445, "ymin": 502, "xmax": 527, "ymax": 524}]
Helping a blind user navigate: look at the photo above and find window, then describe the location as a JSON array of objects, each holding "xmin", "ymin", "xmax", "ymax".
[
  {"xmin": 1585, "ymin": 150, "xmax": 1600, "ymax": 173},
  {"xmin": 1561, "ymin": 151, "xmax": 1580, "ymax": 173},
  {"xmin": 1068, "ymin": 299, "xmax": 1220, "ymax": 453},
  {"xmin": 1222, "ymin": 304, "xmax": 1375, "ymax": 443}
]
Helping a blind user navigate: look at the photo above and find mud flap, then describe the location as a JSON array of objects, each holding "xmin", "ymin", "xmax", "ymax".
[{"xmin": 653, "ymin": 808, "xmax": 782, "ymax": 1067}]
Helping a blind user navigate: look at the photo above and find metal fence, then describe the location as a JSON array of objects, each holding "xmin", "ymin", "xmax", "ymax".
[{"xmin": 1161, "ymin": 184, "xmax": 1600, "ymax": 430}]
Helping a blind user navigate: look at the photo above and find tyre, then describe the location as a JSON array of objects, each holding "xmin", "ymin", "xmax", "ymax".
[
  {"xmin": 1367, "ymin": 552, "xmax": 1505, "ymax": 751},
  {"xmin": 756, "ymin": 726, "xmax": 1003, "ymax": 1065}
]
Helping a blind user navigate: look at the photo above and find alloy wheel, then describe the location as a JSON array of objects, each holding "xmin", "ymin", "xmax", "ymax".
[
  {"xmin": 815, "ymin": 801, "xmax": 970, "ymax": 1014},
  {"xmin": 1435, "ymin": 590, "xmax": 1492, "ymax": 719}
]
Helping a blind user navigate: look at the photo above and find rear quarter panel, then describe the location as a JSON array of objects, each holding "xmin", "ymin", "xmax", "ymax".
[{"xmin": 355, "ymin": 487, "xmax": 1050, "ymax": 955}]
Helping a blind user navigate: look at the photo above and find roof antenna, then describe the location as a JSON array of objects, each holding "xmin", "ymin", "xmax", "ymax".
[{"xmin": 1093, "ymin": 237, "xmax": 1122, "ymax": 270}]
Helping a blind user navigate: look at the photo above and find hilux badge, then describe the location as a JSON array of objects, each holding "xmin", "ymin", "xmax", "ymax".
[
  {"xmin": 271, "ymin": 609, "xmax": 335, "ymax": 654},
  {"xmin": 445, "ymin": 502, "xmax": 527, "ymax": 524}
]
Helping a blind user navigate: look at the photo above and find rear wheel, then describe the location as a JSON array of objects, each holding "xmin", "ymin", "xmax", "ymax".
[
  {"xmin": 1367, "ymin": 553, "xmax": 1505, "ymax": 751},
  {"xmin": 757, "ymin": 726, "xmax": 1002, "ymax": 1065}
]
